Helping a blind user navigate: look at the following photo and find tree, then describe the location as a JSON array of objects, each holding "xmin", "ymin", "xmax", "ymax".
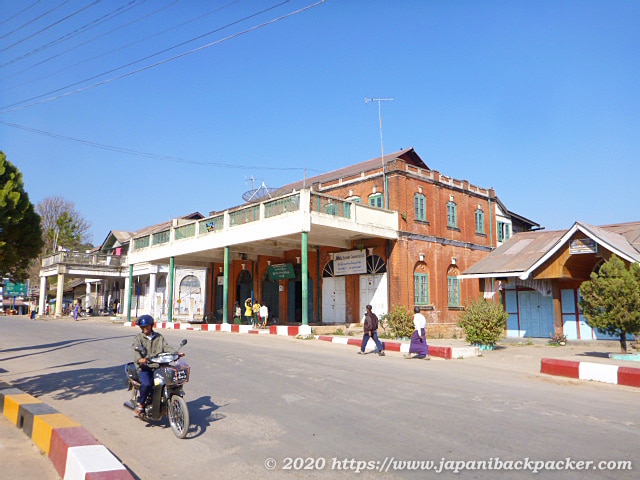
[
  {"xmin": 37, "ymin": 196, "xmax": 93, "ymax": 254},
  {"xmin": 27, "ymin": 195, "xmax": 94, "ymax": 283},
  {"xmin": 0, "ymin": 152, "xmax": 44, "ymax": 281},
  {"xmin": 579, "ymin": 255, "xmax": 640, "ymax": 353}
]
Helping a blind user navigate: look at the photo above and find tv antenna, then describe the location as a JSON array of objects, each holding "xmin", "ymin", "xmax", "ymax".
[{"xmin": 365, "ymin": 97, "xmax": 394, "ymax": 209}]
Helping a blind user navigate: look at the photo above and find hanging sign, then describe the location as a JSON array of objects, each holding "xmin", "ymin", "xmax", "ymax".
[
  {"xmin": 334, "ymin": 250, "xmax": 367, "ymax": 276},
  {"xmin": 268, "ymin": 263, "xmax": 296, "ymax": 281}
]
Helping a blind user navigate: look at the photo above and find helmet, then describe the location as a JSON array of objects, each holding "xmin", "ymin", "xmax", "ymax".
[{"xmin": 137, "ymin": 315, "xmax": 154, "ymax": 327}]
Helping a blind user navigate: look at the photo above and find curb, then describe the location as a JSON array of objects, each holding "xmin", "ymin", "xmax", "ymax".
[
  {"xmin": 540, "ymin": 358, "xmax": 640, "ymax": 388},
  {"xmin": 124, "ymin": 321, "xmax": 312, "ymax": 337},
  {"xmin": 124, "ymin": 322, "xmax": 481, "ymax": 359},
  {"xmin": 316, "ymin": 335, "xmax": 480, "ymax": 359},
  {"xmin": 0, "ymin": 381, "xmax": 135, "ymax": 479}
]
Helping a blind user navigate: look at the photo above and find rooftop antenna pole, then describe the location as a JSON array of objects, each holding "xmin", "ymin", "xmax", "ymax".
[{"xmin": 365, "ymin": 97, "xmax": 394, "ymax": 209}]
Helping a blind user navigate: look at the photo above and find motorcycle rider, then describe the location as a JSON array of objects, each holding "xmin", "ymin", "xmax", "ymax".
[{"xmin": 132, "ymin": 315, "xmax": 184, "ymax": 417}]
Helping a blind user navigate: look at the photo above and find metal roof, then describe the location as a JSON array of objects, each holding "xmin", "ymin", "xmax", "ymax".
[{"xmin": 461, "ymin": 221, "xmax": 640, "ymax": 279}]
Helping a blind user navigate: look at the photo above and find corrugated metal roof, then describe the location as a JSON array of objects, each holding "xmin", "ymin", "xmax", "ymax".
[
  {"xmin": 461, "ymin": 221, "xmax": 640, "ymax": 278},
  {"xmin": 273, "ymin": 147, "xmax": 427, "ymax": 195},
  {"xmin": 462, "ymin": 229, "xmax": 564, "ymax": 277}
]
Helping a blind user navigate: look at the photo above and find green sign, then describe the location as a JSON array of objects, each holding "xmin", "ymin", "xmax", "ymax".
[
  {"xmin": 268, "ymin": 263, "xmax": 295, "ymax": 281},
  {"xmin": 4, "ymin": 281, "xmax": 27, "ymax": 296}
]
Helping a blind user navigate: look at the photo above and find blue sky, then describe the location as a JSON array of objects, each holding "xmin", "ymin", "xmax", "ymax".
[{"xmin": 1, "ymin": 0, "xmax": 638, "ymax": 246}]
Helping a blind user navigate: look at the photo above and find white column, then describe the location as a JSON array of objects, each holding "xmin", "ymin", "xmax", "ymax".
[
  {"xmin": 123, "ymin": 275, "xmax": 130, "ymax": 318},
  {"xmin": 38, "ymin": 276, "xmax": 47, "ymax": 317},
  {"xmin": 55, "ymin": 273, "xmax": 65, "ymax": 316},
  {"xmin": 86, "ymin": 281, "xmax": 92, "ymax": 308},
  {"xmin": 149, "ymin": 272, "xmax": 157, "ymax": 318}
]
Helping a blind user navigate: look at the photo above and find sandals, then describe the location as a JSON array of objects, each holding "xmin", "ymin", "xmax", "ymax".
[{"xmin": 133, "ymin": 404, "xmax": 144, "ymax": 417}]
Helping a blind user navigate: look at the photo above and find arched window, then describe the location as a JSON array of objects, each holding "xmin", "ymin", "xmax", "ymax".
[
  {"xmin": 447, "ymin": 266, "xmax": 460, "ymax": 307},
  {"xmin": 366, "ymin": 254, "xmax": 387, "ymax": 274}
]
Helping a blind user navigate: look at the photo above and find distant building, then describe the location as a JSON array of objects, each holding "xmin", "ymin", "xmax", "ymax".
[{"xmin": 460, "ymin": 221, "xmax": 640, "ymax": 340}]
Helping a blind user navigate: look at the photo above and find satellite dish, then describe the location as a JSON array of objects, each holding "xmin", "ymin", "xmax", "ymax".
[{"xmin": 242, "ymin": 182, "xmax": 280, "ymax": 203}]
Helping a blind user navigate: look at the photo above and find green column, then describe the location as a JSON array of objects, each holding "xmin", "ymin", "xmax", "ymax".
[
  {"xmin": 301, "ymin": 231, "xmax": 308, "ymax": 325},
  {"xmin": 223, "ymin": 246, "xmax": 230, "ymax": 324},
  {"xmin": 127, "ymin": 264, "xmax": 133, "ymax": 322},
  {"xmin": 168, "ymin": 256, "xmax": 174, "ymax": 322}
]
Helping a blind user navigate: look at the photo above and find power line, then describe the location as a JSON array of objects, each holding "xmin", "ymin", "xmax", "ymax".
[
  {"xmin": 0, "ymin": 0, "xmax": 302, "ymax": 112},
  {"xmin": 0, "ymin": 1, "xmax": 231, "ymax": 88},
  {"xmin": 0, "ymin": 0, "xmax": 42, "ymax": 30},
  {"xmin": 1, "ymin": 0, "xmax": 142, "ymax": 68},
  {"xmin": 0, "ymin": 0, "xmax": 99, "ymax": 53},
  {"xmin": 0, "ymin": 0, "xmax": 63, "ymax": 38},
  {"xmin": 0, "ymin": 120, "xmax": 323, "ymax": 173}
]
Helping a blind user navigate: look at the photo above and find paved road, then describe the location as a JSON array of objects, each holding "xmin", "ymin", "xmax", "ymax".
[{"xmin": 1, "ymin": 316, "xmax": 638, "ymax": 479}]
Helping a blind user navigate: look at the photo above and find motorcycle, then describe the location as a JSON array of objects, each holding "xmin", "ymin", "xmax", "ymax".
[{"xmin": 123, "ymin": 339, "xmax": 191, "ymax": 438}]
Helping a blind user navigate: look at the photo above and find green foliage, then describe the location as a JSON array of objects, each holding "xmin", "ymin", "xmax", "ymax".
[
  {"xmin": 458, "ymin": 298, "xmax": 508, "ymax": 346},
  {"xmin": 579, "ymin": 255, "xmax": 640, "ymax": 353},
  {"xmin": 0, "ymin": 152, "xmax": 44, "ymax": 280},
  {"xmin": 380, "ymin": 305, "xmax": 414, "ymax": 339}
]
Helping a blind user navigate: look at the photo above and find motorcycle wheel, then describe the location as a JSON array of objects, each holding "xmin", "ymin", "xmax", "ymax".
[{"xmin": 168, "ymin": 395, "xmax": 189, "ymax": 439}]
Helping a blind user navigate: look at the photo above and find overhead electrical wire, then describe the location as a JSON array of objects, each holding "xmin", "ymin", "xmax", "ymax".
[
  {"xmin": 0, "ymin": 0, "xmax": 42, "ymax": 30},
  {"xmin": 0, "ymin": 0, "xmax": 63, "ymax": 39},
  {"xmin": 1, "ymin": 0, "xmax": 143, "ymax": 69},
  {"xmin": 0, "ymin": 0, "xmax": 326, "ymax": 113},
  {"xmin": 0, "ymin": 0, "xmax": 99, "ymax": 53},
  {"xmin": 0, "ymin": 0, "xmax": 234, "ymax": 87},
  {"xmin": 0, "ymin": 120, "xmax": 323, "ymax": 173}
]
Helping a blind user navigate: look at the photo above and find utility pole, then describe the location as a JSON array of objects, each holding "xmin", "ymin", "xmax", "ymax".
[{"xmin": 365, "ymin": 97, "xmax": 394, "ymax": 209}]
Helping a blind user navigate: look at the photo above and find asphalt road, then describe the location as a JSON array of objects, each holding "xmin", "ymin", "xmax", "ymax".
[{"xmin": 1, "ymin": 316, "xmax": 638, "ymax": 479}]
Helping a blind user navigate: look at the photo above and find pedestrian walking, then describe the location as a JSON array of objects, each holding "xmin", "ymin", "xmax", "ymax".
[
  {"xmin": 359, "ymin": 305, "xmax": 385, "ymax": 356},
  {"xmin": 405, "ymin": 306, "xmax": 430, "ymax": 359},
  {"xmin": 72, "ymin": 302, "xmax": 80, "ymax": 321}
]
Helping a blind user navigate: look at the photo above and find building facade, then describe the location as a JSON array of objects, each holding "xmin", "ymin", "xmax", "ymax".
[
  {"xmin": 39, "ymin": 148, "xmax": 537, "ymax": 335},
  {"xmin": 460, "ymin": 221, "xmax": 640, "ymax": 340}
]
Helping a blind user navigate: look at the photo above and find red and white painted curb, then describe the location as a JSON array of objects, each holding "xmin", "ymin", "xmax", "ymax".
[
  {"xmin": 316, "ymin": 335, "xmax": 480, "ymax": 359},
  {"xmin": 541, "ymin": 358, "xmax": 640, "ymax": 388},
  {"xmin": 125, "ymin": 321, "xmax": 312, "ymax": 337},
  {"xmin": 0, "ymin": 382, "xmax": 134, "ymax": 479}
]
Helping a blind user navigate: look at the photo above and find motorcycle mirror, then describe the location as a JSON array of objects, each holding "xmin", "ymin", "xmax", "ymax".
[{"xmin": 179, "ymin": 339, "xmax": 188, "ymax": 348}]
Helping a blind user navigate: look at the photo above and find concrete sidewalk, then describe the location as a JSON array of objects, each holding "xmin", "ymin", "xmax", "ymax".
[{"xmin": 0, "ymin": 413, "xmax": 59, "ymax": 479}]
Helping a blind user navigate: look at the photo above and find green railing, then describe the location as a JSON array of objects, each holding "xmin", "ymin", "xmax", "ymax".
[
  {"xmin": 134, "ymin": 236, "xmax": 150, "ymax": 249},
  {"xmin": 199, "ymin": 215, "xmax": 224, "ymax": 234},
  {"xmin": 264, "ymin": 194, "xmax": 300, "ymax": 218},
  {"xmin": 311, "ymin": 194, "xmax": 352, "ymax": 219},
  {"xmin": 175, "ymin": 223, "xmax": 196, "ymax": 240},
  {"xmin": 152, "ymin": 230, "xmax": 170, "ymax": 245},
  {"xmin": 229, "ymin": 205, "xmax": 259, "ymax": 226}
]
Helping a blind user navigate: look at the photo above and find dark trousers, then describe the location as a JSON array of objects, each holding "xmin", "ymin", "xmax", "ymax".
[
  {"xmin": 361, "ymin": 331, "xmax": 384, "ymax": 353},
  {"xmin": 138, "ymin": 367, "xmax": 153, "ymax": 405}
]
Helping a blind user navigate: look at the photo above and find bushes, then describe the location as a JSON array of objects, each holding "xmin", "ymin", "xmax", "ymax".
[
  {"xmin": 458, "ymin": 298, "xmax": 507, "ymax": 347},
  {"xmin": 380, "ymin": 305, "xmax": 414, "ymax": 339}
]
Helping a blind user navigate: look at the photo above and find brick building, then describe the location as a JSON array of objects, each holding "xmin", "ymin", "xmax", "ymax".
[{"xmin": 39, "ymin": 148, "xmax": 538, "ymax": 335}]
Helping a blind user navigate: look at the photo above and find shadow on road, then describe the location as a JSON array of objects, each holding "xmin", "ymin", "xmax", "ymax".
[
  {"xmin": 11, "ymin": 364, "xmax": 124, "ymax": 399},
  {"xmin": 186, "ymin": 395, "xmax": 226, "ymax": 439},
  {"xmin": 0, "ymin": 334, "xmax": 135, "ymax": 361}
]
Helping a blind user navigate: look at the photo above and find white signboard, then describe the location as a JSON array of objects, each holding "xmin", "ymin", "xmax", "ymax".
[
  {"xmin": 570, "ymin": 238, "xmax": 598, "ymax": 255},
  {"xmin": 334, "ymin": 250, "xmax": 367, "ymax": 276}
]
